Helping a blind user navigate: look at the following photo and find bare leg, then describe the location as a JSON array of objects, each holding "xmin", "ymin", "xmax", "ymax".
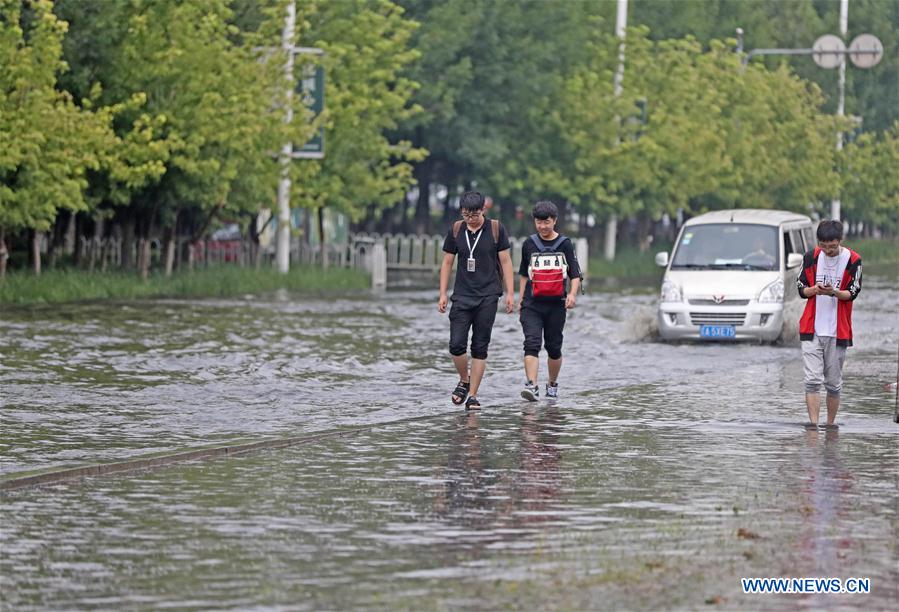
[
  {"xmin": 805, "ymin": 392, "xmax": 821, "ymax": 425},
  {"xmin": 524, "ymin": 355, "xmax": 539, "ymax": 383},
  {"xmin": 548, "ymin": 356, "xmax": 562, "ymax": 383},
  {"xmin": 825, "ymin": 394, "xmax": 840, "ymax": 425},
  {"xmin": 452, "ymin": 354, "xmax": 469, "ymax": 383},
  {"xmin": 469, "ymin": 358, "xmax": 487, "ymax": 397}
]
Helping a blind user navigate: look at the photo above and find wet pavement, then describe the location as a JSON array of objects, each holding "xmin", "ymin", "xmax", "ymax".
[{"xmin": 1, "ymin": 275, "xmax": 897, "ymax": 609}]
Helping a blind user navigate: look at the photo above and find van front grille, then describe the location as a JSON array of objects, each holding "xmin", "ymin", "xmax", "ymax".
[
  {"xmin": 688, "ymin": 298, "xmax": 750, "ymax": 306},
  {"xmin": 690, "ymin": 312, "xmax": 746, "ymax": 326}
]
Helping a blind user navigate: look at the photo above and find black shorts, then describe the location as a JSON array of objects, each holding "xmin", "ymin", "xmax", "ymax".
[
  {"xmin": 448, "ymin": 295, "xmax": 499, "ymax": 360},
  {"xmin": 520, "ymin": 300, "xmax": 566, "ymax": 359}
]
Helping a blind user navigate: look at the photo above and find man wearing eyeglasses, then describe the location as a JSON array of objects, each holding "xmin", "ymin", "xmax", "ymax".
[
  {"xmin": 438, "ymin": 191, "xmax": 515, "ymax": 410},
  {"xmin": 796, "ymin": 219, "xmax": 862, "ymax": 427}
]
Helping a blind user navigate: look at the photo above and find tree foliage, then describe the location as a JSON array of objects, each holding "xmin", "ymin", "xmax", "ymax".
[
  {"xmin": 0, "ymin": 0, "xmax": 113, "ymax": 233},
  {"xmin": 536, "ymin": 30, "xmax": 840, "ymax": 223},
  {"xmin": 54, "ymin": 0, "xmax": 289, "ymax": 231},
  {"xmin": 2, "ymin": 0, "xmax": 896, "ymax": 276},
  {"xmin": 841, "ymin": 122, "xmax": 899, "ymax": 230},
  {"xmin": 398, "ymin": 0, "xmax": 599, "ymax": 204},
  {"xmin": 630, "ymin": 0, "xmax": 899, "ymax": 133},
  {"xmin": 293, "ymin": 0, "xmax": 425, "ymax": 221}
]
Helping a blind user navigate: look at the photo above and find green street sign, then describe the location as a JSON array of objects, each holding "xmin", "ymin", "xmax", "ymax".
[{"xmin": 293, "ymin": 63, "xmax": 324, "ymax": 158}]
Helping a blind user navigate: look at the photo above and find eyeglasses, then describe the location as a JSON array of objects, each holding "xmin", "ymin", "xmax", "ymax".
[{"xmin": 460, "ymin": 210, "xmax": 483, "ymax": 219}]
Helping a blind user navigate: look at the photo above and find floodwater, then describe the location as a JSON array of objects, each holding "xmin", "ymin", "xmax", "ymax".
[{"xmin": 1, "ymin": 275, "xmax": 897, "ymax": 609}]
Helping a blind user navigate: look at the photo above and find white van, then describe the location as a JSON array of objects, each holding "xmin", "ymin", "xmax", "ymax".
[{"xmin": 655, "ymin": 209, "xmax": 815, "ymax": 342}]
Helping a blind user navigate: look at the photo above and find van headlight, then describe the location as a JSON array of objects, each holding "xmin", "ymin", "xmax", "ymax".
[
  {"xmin": 660, "ymin": 279, "xmax": 682, "ymax": 302},
  {"xmin": 758, "ymin": 278, "xmax": 784, "ymax": 303}
]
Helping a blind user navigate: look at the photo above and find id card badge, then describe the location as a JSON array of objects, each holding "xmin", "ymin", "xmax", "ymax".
[{"xmin": 467, "ymin": 257, "xmax": 476, "ymax": 272}]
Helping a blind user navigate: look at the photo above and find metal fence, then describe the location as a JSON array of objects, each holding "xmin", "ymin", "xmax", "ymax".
[{"xmin": 74, "ymin": 232, "xmax": 588, "ymax": 289}]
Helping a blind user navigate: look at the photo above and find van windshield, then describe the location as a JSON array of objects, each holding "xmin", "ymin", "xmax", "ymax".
[{"xmin": 671, "ymin": 224, "xmax": 779, "ymax": 271}]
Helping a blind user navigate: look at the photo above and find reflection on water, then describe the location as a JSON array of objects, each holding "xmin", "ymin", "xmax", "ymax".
[
  {"xmin": 797, "ymin": 428, "xmax": 852, "ymax": 578},
  {"xmin": 514, "ymin": 407, "xmax": 564, "ymax": 528},
  {"xmin": 1, "ymin": 403, "xmax": 895, "ymax": 609},
  {"xmin": 1, "ymin": 279, "xmax": 897, "ymax": 608},
  {"xmin": 434, "ymin": 408, "xmax": 565, "ymax": 538}
]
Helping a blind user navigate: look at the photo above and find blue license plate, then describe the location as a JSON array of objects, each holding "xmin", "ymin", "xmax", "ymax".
[{"xmin": 700, "ymin": 325, "xmax": 736, "ymax": 338}]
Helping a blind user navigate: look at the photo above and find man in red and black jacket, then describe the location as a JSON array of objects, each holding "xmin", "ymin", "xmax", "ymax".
[{"xmin": 796, "ymin": 219, "xmax": 862, "ymax": 427}]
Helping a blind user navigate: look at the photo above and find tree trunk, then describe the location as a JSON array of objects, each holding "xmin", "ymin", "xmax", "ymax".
[
  {"xmin": 443, "ymin": 191, "xmax": 454, "ymax": 227},
  {"xmin": 414, "ymin": 161, "xmax": 431, "ymax": 235},
  {"xmin": 32, "ymin": 230, "xmax": 43, "ymax": 275},
  {"xmin": 189, "ymin": 203, "xmax": 223, "ymax": 244},
  {"xmin": 363, "ymin": 205, "xmax": 377, "ymax": 233},
  {"xmin": 398, "ymin": 198, "xmax": 410, "ymax": 233},
  {"xmin": 72, "ymin": 213, "xmax": 84, "ymax": 267},
  {"xmin": 88, "ymin": 215, "xmax": 104, "ymax": 272},
  {"xmin": 103, "ymin": 223, "xmax": 119, "ymax": 273},
  {"xmin": 636, "ymin": 213, "xmax": 653, "ymax": 253},
  {"xmin": 303, "ymin": 208, "xmax": 312, "ymax": 246},
  {"xmin": 248, "ymin": 212, "xmax": 263, "ymax": 270},
  {"xmin": 122, "ymin": 214, "xmax": 136, "ymax": 270},
  {"xmin": 164, "ymin": 227, "xmax": 176, "ymax": 277},
  {"xmin": 64, "ymin": 211, "xmax": 77, "ymax": 256},
  {"xmin": 0, "ymin": 228, "xmax": 8, "ymax": 279},
  {"xmin": 136, "ymin": 238, "xmax": 145, "ymax": 278},
  {"xmin": 188, "ymin": 241, "xmax": 196, "ymax": 272},
  {"xmin": 318, "ymin": 207, "xmax": 327, "ymax": 268},
  {"xmin": 604, "ymin": 214, "xmax": 618, "ymax": 261},
  {"xmin": 47, "ymin": 214, "xmax": 64, "ymax": 268},
  {"xmin": 139, "ymin": 238, "xmax": 151, "ymax": 281}
]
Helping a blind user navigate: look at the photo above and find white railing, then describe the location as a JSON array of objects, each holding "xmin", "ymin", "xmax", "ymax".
[
  {"xmin": 74, "ymin": 232, "xmax": 588, "ymax": 290},
  {"xmin": 351, "ymin": 232, "xmax": 588, "ymax": 289}
]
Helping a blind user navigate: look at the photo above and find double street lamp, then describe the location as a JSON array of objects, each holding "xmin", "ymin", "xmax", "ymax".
[{"xmin": 738, "ymin": 19, "xmax": 883, "ymax": 223}]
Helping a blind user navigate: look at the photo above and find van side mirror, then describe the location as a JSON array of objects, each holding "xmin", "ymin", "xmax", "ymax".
[
  {"xmin": 786, "ymin": 253, "xmax": 803, "ymax": 269},
  {"xmin": 654, "ymin": 251, "xmax": 669, "ymax": 267}
]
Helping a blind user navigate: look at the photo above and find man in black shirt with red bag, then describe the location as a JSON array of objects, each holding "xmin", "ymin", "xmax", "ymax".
[
  {"xmin": 516, "ymin": 200, "xmax": 582, "ymax": 401},
  {"xmin": 438, "ymin": 191, "xmax": 515, "ymax": 410}
]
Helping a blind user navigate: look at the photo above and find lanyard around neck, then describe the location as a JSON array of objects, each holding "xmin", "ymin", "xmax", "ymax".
[{"xmin": 465, "ymin": 227, "xmax": 483, "ymax": 256}]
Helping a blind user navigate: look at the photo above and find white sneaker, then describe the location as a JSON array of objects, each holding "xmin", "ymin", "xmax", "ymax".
[
  {"xmin": 546, "ymin": 383, "xmax": 558, "ymax": 399},
  {"xmin": 521, "ymin": 381, "xmax": 539, "ymax": 402}
]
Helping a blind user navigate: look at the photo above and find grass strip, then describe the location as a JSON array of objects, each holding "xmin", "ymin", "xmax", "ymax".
[{"xmin": 0, "ymin": 264, "xmax": 370, "ymax": 305}]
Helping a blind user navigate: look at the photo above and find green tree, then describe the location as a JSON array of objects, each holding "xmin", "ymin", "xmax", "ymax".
[
  {"xmin": 541, "ymin": 29, "xmax": 840, "ymax": 250},
  {"xmin": 630, "ymin": 0, "xmax": 899, "ymax": 133},
  {"xmin": 396, "ymin": 0, "xmax": 601, "ymax": 234},
  {"xmin": 292, "ymin": 0, "xmax": 424, "ymax": 235},
  {"xmin": 53, "ymin": 0, "xmax": 422, "ymax": 273},
  {"xmin": 0, "ymin": 0, "xmax": 115, "ymax": 275},
  {"xmin": 55, "ymin": 0, "xmax": 289, "ymax": 277},
  {"xmin": 626, "ymin": 0, "xmax": 898, "ymax": 233},
  {"xmin": 841, "ymin": 122, "xmax": 899, "ymax": 232}
]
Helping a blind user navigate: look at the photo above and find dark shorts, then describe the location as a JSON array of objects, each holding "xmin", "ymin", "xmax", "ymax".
[
  {"xmin": 520, "ymin": 300, "xmax": 566, "ymax": 359},
  {"xmin": 449, "ymin": 295, "xmax": 499, "ymax": 360}
]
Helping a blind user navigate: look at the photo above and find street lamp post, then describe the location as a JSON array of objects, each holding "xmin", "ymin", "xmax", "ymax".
[
  {"xmin": 276, "ymin": 1, "xmax": 296, "ymax": 274},
  {"xmin": 274, "ymin": 3, "xmax": 325, "ymax": 274},
  {"xmin": 832, "ymin": 0, "xmax": 849, "ymax": 222},
  {"xmin": 604, "ymin": 0, "xmax": 628, "ymax": 262}
]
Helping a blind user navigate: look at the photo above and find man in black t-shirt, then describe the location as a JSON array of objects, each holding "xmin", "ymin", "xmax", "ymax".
[
  {"xmin": 516, "ymin": 200, "xmax": 582, "ymax": 401},
  {"xmin": 438, "ymin": 191, "xmax": 514, "ymax": 410}
]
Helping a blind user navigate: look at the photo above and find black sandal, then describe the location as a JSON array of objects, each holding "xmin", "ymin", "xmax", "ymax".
[
  {"xmin": 451, "ymin": 380, "xmax": 470, "ymax": 405},
  {"xmin": 465, "ymin": 396, "xmax": 481, "ymax": 411}
]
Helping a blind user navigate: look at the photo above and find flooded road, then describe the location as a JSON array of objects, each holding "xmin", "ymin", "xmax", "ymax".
[{"xmin": 1, "ymin": 275, "xmax": 897, "ymax": 608}]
